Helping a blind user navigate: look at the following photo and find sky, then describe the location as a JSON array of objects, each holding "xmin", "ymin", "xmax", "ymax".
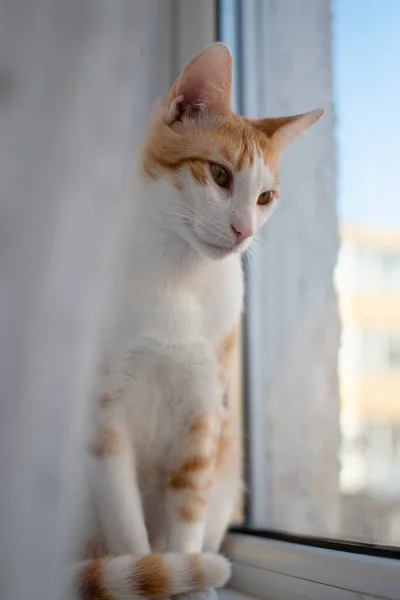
[{"xmin": 333, "ymin": 0, "xmax": 400, "ymax": 229}]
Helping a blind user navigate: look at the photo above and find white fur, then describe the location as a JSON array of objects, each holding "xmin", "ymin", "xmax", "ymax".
[
  {"xmin": 68, "ymin": 553, "xmax": 230, "ymax": 599},
  {"xmin": 67, "ymin": 41, "xmax": 322, "ymax": 600},
  {"xmin": 73, "ymin": 146, "xmax": 277, "ymax": 599}
]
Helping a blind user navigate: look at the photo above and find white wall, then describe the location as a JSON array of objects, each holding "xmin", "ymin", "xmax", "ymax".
[
  {"xmin": 0, "ymin": 2, "xmax": 218, "ymax": 596},
  {"xmin": 0, "ymin": 1, "xmax": 174, "ymax": 598}
]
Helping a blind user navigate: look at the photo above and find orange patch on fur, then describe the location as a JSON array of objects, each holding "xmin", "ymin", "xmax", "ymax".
[
  {"xmin": 169, "ymin": 413, "xmax": 219, "ymax": 522},
  {"xmin": 90, "ymin": 427, "xmax": 122, "ymax": 458},
  {"xmin": 172, "ymin": 175, "xmax": 184, "ymax": 190},
  {"xmin": 169, "ymin": 455, "xmax": 213, "ymax": 491},
  {"xmin": 187, "ymin": 554, "xmax": 205, "ymax": 589},
  {"xmin": 183, "ymin": 455, "xmax": 214, "ymax": 472},
  {"xmin": 133, "ymin": 555, "xmax": 171, "ymax": 599},
  {"xmin": 216, "ymin": 416, "xmax": 233, "ymax": 470},
  {"xmin": 235, "ymin": 125, "xmax": 256, "ymax": 171},
  {"xmin": 78, "ymin": 559, "xmax": 111, "ymax": 600},
  {"xmin": 177, "ymin": 502, "xmax": 204, "ymax": 523},
  {"xmin": 189, "ymin": 160, "xmax": 208, "ymax": 185},
  {"xmin": 217, "ymin": 325, "xmax": 239, "ymax": 390},
  {"xmin": 177, "ymin": 493, "xmax": 208, "ymax": 522},
  {"xmin": 189, "ymin": 417, "xmax": 212, "ymax": 436},
  {"xmin": 141, "ymin": 101, "xmax": 281, "ymax": 183}
]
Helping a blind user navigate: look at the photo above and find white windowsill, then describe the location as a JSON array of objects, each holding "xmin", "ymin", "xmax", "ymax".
[
  {"xmin": 222, "ymin": 533, "xmax": 400, "ymax": 600},
  {"xmin": 220, "ymin": 588, "xmax": 258, "ymax": 600}
]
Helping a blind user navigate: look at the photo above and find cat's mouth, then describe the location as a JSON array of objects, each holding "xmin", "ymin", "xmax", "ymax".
[
  {"xmin": 191, "ymin": 230, "xmax": 234, "ymax": 258},
  {"xmin": 184, "ymin": 218, "xmax": 237, "ymax": 258}
]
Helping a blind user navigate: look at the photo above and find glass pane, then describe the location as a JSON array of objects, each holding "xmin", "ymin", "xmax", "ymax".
[
  {"xmin": 336, "ymin": 0, "xmax": 400, "ymax": 545},
  {"xmin": 220, "ymin": 0, "xmax": 400, "ymax": 546}
]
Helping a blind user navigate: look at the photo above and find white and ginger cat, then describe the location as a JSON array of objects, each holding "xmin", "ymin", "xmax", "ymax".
[{"xmin": 71, "ymin": 43, "xmax": 323, "ymax": 600}]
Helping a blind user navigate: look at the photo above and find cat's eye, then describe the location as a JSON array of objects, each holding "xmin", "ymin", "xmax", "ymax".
[
  {"xmin": 210, "ymin": 163, "xmax": 231, "ymax": 187},
  {"xmin": 257, "ymin": 190, "xmax": 275, "ymax": 206}
]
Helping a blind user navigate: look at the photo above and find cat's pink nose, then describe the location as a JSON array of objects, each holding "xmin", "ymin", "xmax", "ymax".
[{"xmin": 231, "ymin": 224, "xmax": 253, "ymax": 244}]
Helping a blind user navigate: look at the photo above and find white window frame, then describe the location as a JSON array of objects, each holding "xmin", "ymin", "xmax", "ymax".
[{"xmin": 222, "ymin": 533, "xmax": 400, "ymax": 600}]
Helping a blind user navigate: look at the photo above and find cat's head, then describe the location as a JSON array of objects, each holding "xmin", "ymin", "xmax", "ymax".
[{"xmin": 142, "ymin": 43, "xmax": 323, "ymax": 259}]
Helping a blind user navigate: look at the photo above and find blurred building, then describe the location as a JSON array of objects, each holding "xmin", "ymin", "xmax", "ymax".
[{"xmin": 337, "ymin": 225, "xmax": 400, "ymax": 544}]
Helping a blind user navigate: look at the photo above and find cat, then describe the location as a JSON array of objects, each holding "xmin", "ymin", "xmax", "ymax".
[{"xmin": 70, "ymin": 42, "xmax": 323, "ymax": 600}]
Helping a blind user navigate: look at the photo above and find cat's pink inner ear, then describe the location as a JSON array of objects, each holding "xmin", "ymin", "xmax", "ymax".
[{"xmin": 167, "ymin": 43, "xmax": 233, "ymax": 122}]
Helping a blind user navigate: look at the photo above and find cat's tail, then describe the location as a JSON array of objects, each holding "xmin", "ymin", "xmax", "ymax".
[{"xmin": 72, "ymin": 552, "xmax": 231, "ymax": 599}]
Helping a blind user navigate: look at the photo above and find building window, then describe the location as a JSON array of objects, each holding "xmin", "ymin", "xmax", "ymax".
[{"xmin": 388, "ymin": 338, "xmax": 400, "ymax": 370}]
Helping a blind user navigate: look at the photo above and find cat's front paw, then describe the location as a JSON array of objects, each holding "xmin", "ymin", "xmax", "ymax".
[{"xmin": 173, "ymin": 588, "xmax": 219, "ymax": 600}]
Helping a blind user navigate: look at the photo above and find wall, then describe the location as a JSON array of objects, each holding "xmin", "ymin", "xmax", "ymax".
[
  {"xmin": 0, "ymin": 2, "xmax": 174, "ymax": 598},
  {"xmin": 0, "ymin": 2, "xmax": 219, "ymax": 596}
]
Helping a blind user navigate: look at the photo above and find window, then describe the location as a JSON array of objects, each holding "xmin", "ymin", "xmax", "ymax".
[
  {"xmin": 219, "ymin": 0, "xmax": 400, "ymax": 598},
  {"xmin": 340, "ymin": 329, "xmax": 400, "ymax": 373},
  {"xmin": 388, "ymin": 338, "xmax": 400, "ymax": 370},
  {"xmin": 337, "ymin": 240, "xmax": 400, "ymax": 292},
  {"xmin": 5, "ymin": 2, "xmax": 398, "ymax": 599},
  {"xmin": 221, "ymin": 0, "xmax": 400, "ymax": 547}
]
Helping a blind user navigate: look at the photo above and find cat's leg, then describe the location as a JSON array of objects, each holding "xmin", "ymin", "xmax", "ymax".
[
  {"xmin": 163, "ymin": 342, "xmax": 224, "ymax": 557},
  {"xmin": 203, "ymin": 325, "xmax": 242, "ymax": 553},
  {"xmin": 169, "ymin": 410, "xmax": 240, "ymax": 600},
  {"xmin": 166, "ymin": 409, "xmax": 222, "ymax": 600},
  {"xmin": 166, "ymin": 409, "xmax": 221, "ymax": 554},
  {"xmin": 87, "ymin": 392, "xmax": 150, "ymax": 556},
  {"xmin": 165, "ymin": 345, "xmax": 235, "ymax": 600},
  {"xmin": 203, "ymin": 410, "xmax": 242, "ymax": 552}
]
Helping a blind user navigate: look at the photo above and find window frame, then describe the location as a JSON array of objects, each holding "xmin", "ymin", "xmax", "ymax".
[{"xmin": 222, "ymin": 532, "xmax": 400, "ymax": 600}]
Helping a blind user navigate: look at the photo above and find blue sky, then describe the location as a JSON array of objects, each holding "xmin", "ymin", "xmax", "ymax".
[{"xmin": 333, "ymin": 0, "xmax": 400, "ymax": 229}]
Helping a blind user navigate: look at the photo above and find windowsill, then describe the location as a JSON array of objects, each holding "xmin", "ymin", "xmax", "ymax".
[
  {"xmin": 220, "ymin": 588, "xmax": 259, "ymax": 600},
  {"xmin": 222, "ymin": 533, "xmax": 400, "ymax": 600}
]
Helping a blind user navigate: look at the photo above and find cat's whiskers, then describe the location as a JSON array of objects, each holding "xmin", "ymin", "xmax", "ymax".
[
  {"xmin": 146, "ymin": 201, "xmax": 257, "ymax": 253},
  {"xmin": 145, "ymin": 202, "xmax": 201, "ymax": 224},
  {"xmin": 143, "ymin": 208, "xmax": 196, "ymax": 226},
  {"xmin": 241, "ymin": 235, "xmax": 262, "ymax": 267}
]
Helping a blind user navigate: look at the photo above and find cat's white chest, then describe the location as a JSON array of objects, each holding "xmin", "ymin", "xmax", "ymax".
[
  {"xmin": 195, "ymin": 255, "xmax": 244, "ymax": 342},
  {"xmin": 154, "ymin": 254, "xmax": 244, "ymax": 346},
  {"xmin": 114, "ymin": 253, "xmax": 243, "ymax": 351}
]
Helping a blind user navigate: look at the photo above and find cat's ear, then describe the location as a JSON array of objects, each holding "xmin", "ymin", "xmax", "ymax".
[
  {"xmin": 254, "ymin": 109, "xmax": 324, "ymax": 152},
  {"xmin": 166, "ymin": 43, "xmax": 233, "ymax": 124}
]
